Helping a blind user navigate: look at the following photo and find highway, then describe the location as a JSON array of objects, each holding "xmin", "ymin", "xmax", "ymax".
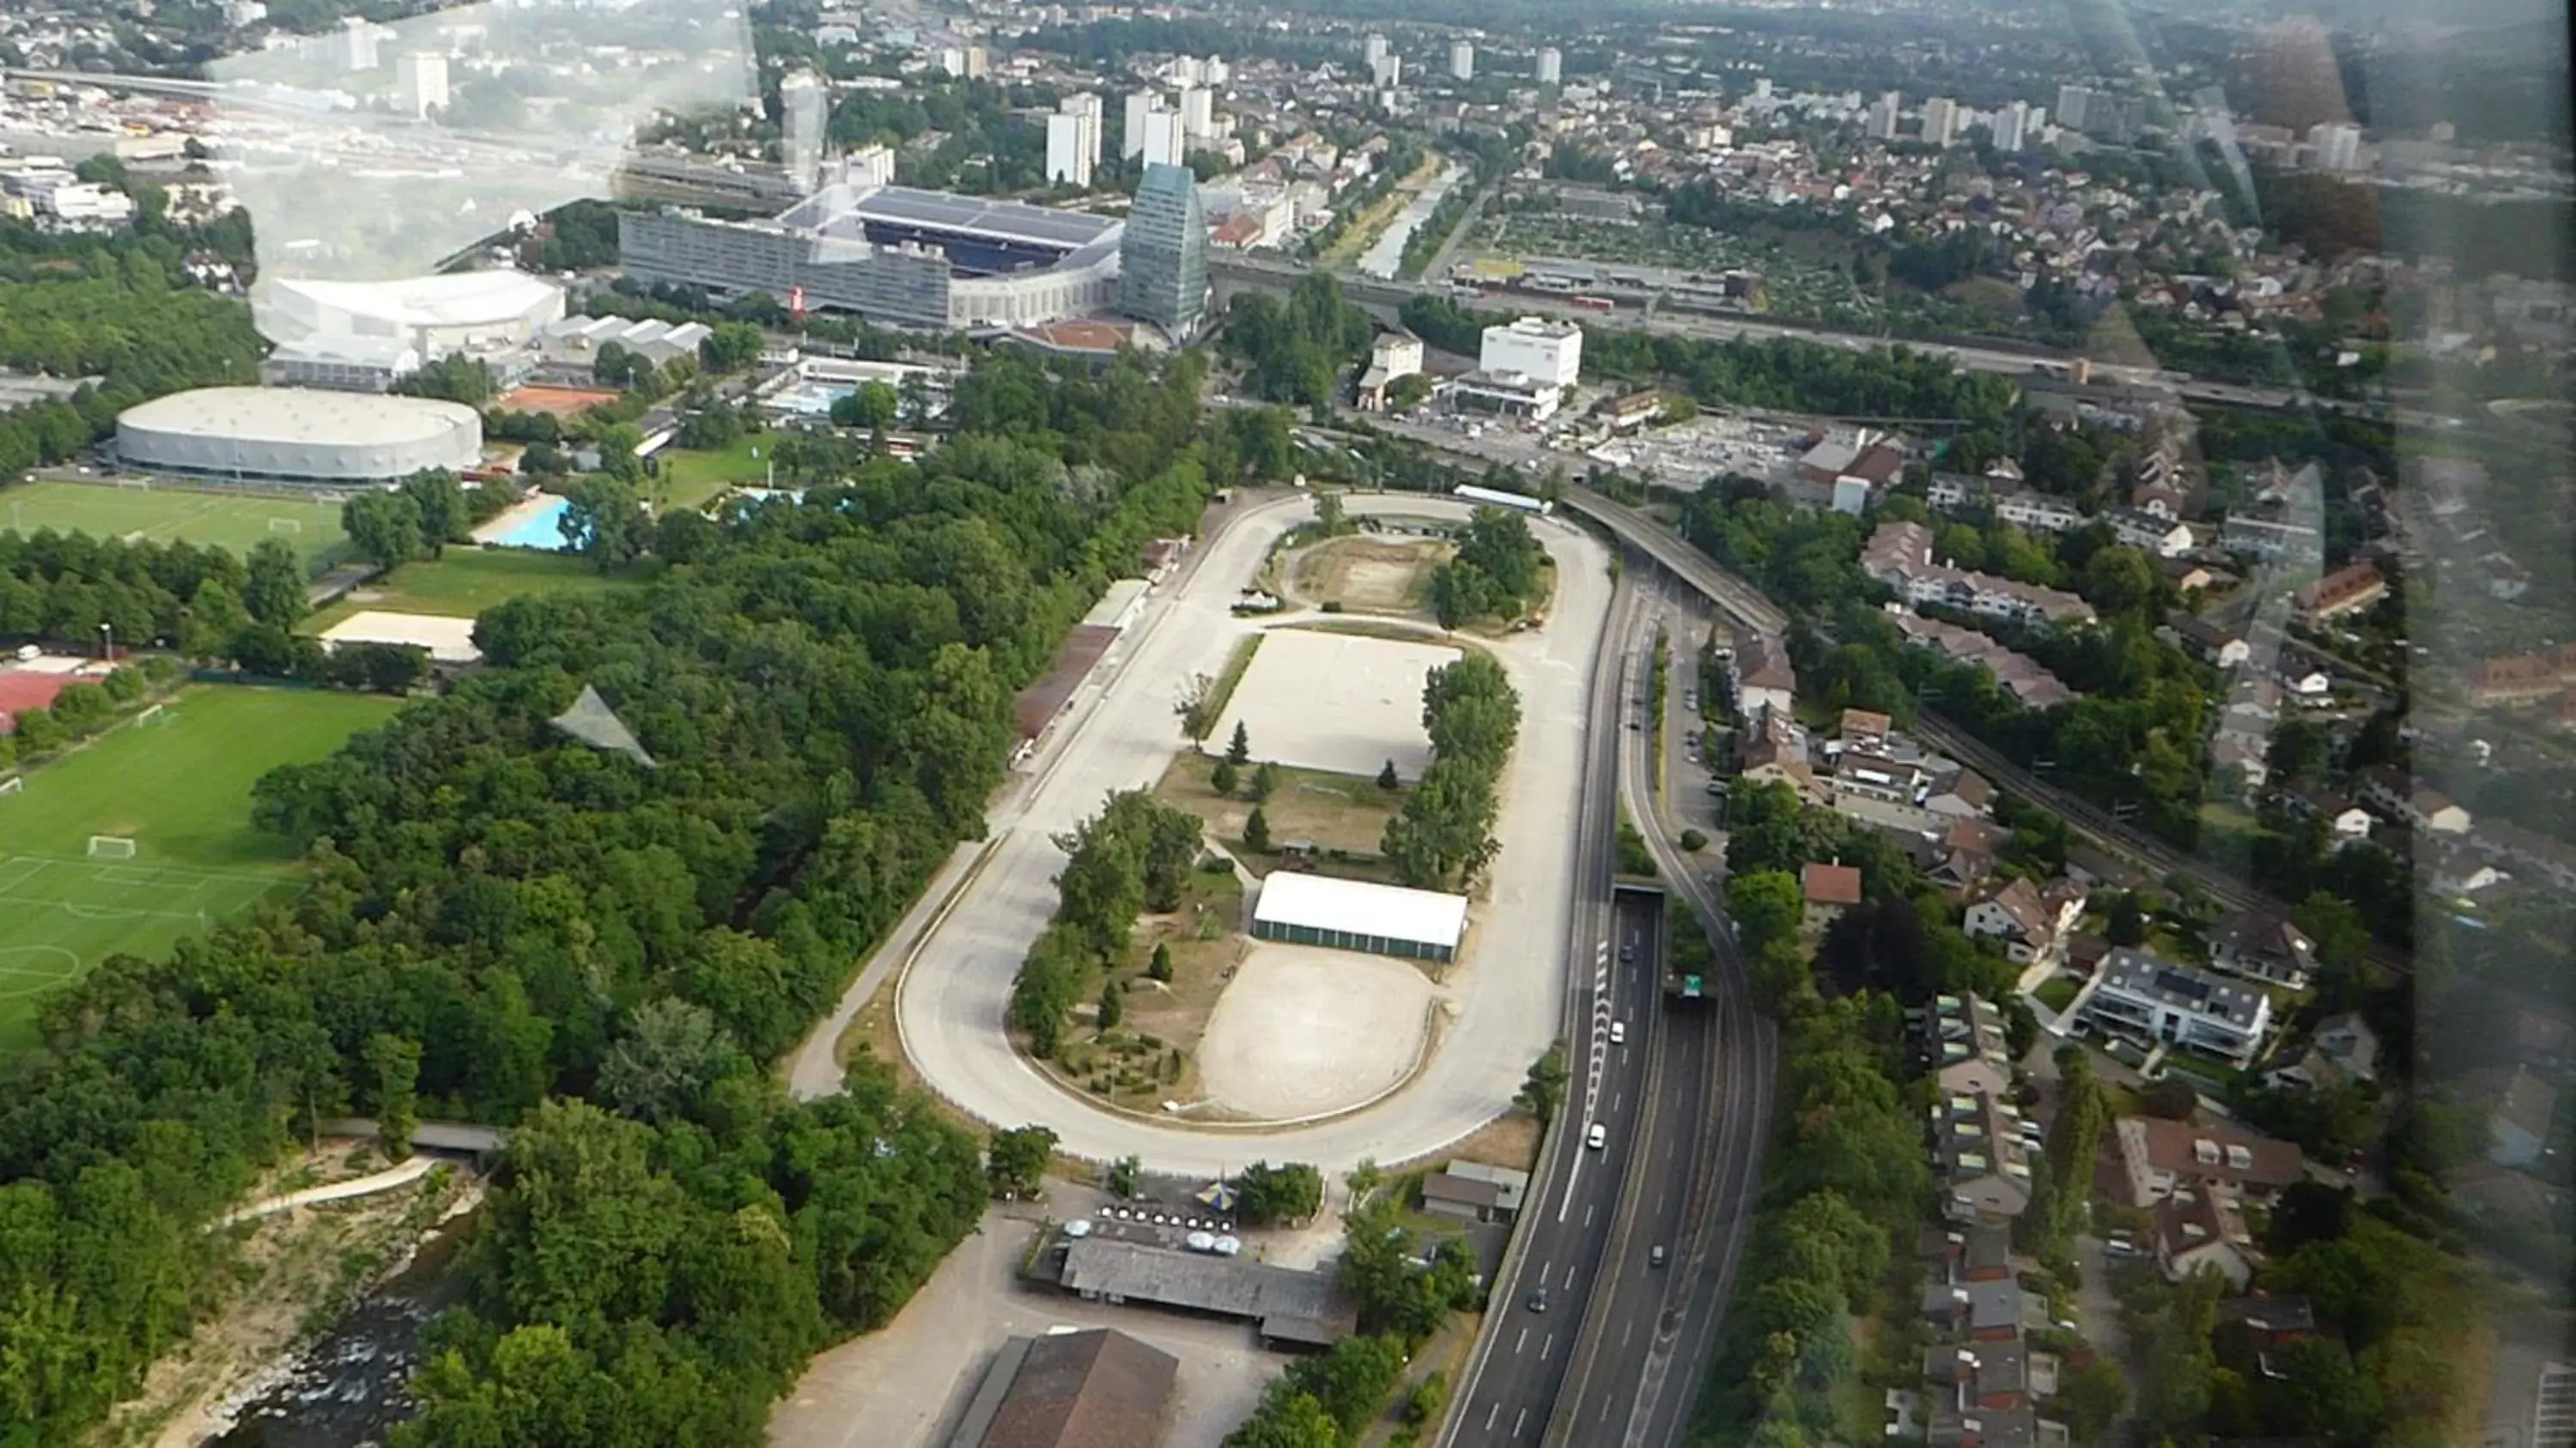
[
  {"xmin": 1545, "ymin": 582, "xmax": 1779, "ymax": 1448},
  {"xmin": 1443, "ymin": 577, "xmax": 1657, "ymax": 1448}
]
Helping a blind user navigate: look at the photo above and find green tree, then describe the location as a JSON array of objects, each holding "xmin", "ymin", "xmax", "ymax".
[
  {"xmin": 559, "ymin": 474, "xmax": 649, "ymax": 571},
  {"xmin": 1387, "ymin": 373, "xmax": 1432, "ymax": 411},
  {"xmin": 242, "ymin": 538, "xmax": 307, "ymax": 625},
  {"xmin": 1149, "ymin": 940, "xmax": 1175, "ymax": 983},
  {"xmin": 1236, "ymin": 1161, "xmax": 1324, "ymax": 1224},
  {"xmin": 1377, "ymin": 758, "xmax": 1400, "ymax": 790},
  {"xmin": 1095, "ymin": 975, "xmax": 1124, "ymax": 1031},
  {"xmin": 1243, "ymin": 806, "xmax": 1272, "ymax": 853},
  {"xmin": 987, "ymin": 1124, "xmax": 1057, "ymax": 1200},
  {"xmin": 1314, "ymin": 489, "xmax": 1346, "ymax": 536},
  {"xmin": 343, "ymin": 489, "xmax": 425, "ymax": 569},
  {"xmin": 1226, "ymin": 720, "xmax": 1251, "ymax": 766},
  {"xmin": 596, "ymin": 999, "xmax": 735, "ymax": 1126},
  {"xmin": 1516, "ymin": 1046, "xmax": 1570, "ymax": 1126},
  {"xmin": 1251, "ymin": 761, "xmax": 1279, "ymax": 802},
  {"xmin": 364, "ymin": 1032, "xmax": 422, "ymax": 1159},
  {"xmin": 1211, "ymin": 758, "xmax": 1239, "ymax": 795},
  {"xmin": 1726, "ymin": 870, "xmax": 1806, "ymax": 954}
]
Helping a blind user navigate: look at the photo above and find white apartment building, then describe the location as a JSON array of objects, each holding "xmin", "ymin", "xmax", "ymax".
[
  {"xmin": 1535, "ymin": 46, "xmax": 1562, "ymax": 84},
  {"xmin": 1180, "ymin": 87, "xmax": 1215, "ymax": 138},
  {"xmin": 2080, "ymin": 949, "xmax": 2274, "ymax": 1068},
  {"xmin": 394, "ymin": 51, "xmax": 449, "ymax": 118},
  {"xmin": 1450, "ymin": 41, "xmax": 1475, "ymax": 81},
  {"xmin": 1861, "ymin": 521, "xmax": 2095, "ymax": 629},
  {"xmin": 1060, "ymin": 94, "xmax": 1105, "ymax": 164},
  {"xmin": 1122, "ymin": 92, "xmax": 1157, "ymax": 159},
  {"xmin": 1479, "ymin": 316, "xmax": 1583, "ymax": 388},
  {"xmin": 1138, "ymin": 109, "xmax": 1188, "ymax": 170},
  {"xmin": 1923, "ymin": 96, "xmax": 1959, "ymax": 146},
  {"xmin": 1045, "ymin": 113, "xmax": 1095, "ymax": 188}
]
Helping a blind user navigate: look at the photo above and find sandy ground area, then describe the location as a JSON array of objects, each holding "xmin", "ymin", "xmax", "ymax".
[
  {"xmin": 1196, "ymin": 942, "xmax": 1437, "ymax": 1121},
  {"xmin": 1212, "ymin": 627, "xmax": 1461, "ymax": 778},
  {"xmin": 769, "ymin": 1206, "xmax": 1286, "ymax": 1448}
]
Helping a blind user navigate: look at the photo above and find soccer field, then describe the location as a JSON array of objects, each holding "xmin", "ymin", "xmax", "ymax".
[
  {"xmin": 0, "ymin": 480, "xmax": 351, "ymax": 569},
  {"xmin": 0, "ymin": 686, "xmax": 402, "ymax": 1049}
]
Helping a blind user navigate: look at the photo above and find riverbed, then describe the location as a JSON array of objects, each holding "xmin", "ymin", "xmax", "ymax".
[
  {"xmin": 206, "ymin": 1213, "xmax": 472, "ymax": 1448},
  {"xmin": 1355, "ymin": 162, "xmax": 1468, "ymax": 280}
]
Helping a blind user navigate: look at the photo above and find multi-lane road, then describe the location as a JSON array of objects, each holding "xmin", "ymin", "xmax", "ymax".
[{"xmin": 1443, "ymin": 577, "xmax": 1658, "ymax": 1448}]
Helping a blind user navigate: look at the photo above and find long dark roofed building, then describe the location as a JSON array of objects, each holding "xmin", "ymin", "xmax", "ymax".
[{"xmin": 948, "ymin": 1329, "xmax": 1178, "ymax": 1448}]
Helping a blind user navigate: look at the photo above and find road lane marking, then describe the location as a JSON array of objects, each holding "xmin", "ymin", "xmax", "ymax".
[
  {"xmin": 1540, "ymin": 1332, "xmax": 1555, "ymax": 1361},
  {"xmin": 1515, "ymin": 1327, "xmax": 1528, "ymax": 1355},
  {"xmin": 1485, "ymin": 1403, "xmax": 1501, "ymax": 1432},
  {"xmin": 1584, "ymin": 1202, "xmax": 1595, "ymax": 1228},
  {"xmin": 1513, "ymin": 1408, "xmax": 1528, "ymax": 1439}
]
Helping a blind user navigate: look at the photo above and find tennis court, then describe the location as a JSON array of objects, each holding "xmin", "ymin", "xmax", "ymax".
[
  {"xmin": 0, "ymin": 685, "xmax": 401, "ymax": 1049},
  {"xmin": 0, "ymin": 479, "xmax": 351, "ymax": 569}
]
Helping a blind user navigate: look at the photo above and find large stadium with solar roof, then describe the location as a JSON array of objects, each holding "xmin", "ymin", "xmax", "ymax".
[{"xmin": 619, "ymin": 176, "xmax": 1125, "ymax": 332}]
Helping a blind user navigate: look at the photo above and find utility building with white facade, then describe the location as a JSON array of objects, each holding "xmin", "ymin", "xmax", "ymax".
[
  {"xmin": 1479, "ymin": 316, "xmax": 1583, "ymax": 388},
  {"xmin": 1249, "ymin": 872, "xmax": 1468, "ymax": 964}
]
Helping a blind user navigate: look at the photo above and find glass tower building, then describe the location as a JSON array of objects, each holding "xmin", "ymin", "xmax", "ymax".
[{"xmin": 1119, "ymin": 162, "xmax": 1208, "ymax": 338}]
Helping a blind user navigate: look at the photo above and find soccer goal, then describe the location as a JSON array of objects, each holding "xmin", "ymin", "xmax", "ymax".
[
  {"xmin": 136, "ymin": 703, "xmax": 167, "ymax": 727},
  {"xmin": 267, "ymin": 517, "xmax": 304, "ymax": 536},
  {"xmin": 0, "ymin": 776, "xmax": 21, "ymax": 798},
  {"xmin": 87, "ymin": 836, "xmax": 137, "ymax": 861},
  {"xmin": 116, "ymin": 476, "xmax": 151, "ymax": 491}
]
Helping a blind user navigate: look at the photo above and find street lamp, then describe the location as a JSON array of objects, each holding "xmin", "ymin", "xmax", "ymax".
[{"xmin": 99, "ymin": 621, "xmax": 112, "ymax": 664}]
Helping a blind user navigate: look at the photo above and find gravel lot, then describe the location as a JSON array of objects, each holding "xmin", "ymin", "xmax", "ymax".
[
  {"xmin": 769, "ymin": 1206, "xmax": 1287, "ymax": 1448},
  {"xmin": 1197, "ymin": 941, "xmax": 1438, "ymax": 1121},
  {"xmin": 1212, "ymin": 626, "xmax": 1461, "ymax": 778}
]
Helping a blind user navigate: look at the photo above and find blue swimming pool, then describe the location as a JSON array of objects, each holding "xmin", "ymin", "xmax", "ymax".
[{"xmin": 490, "ymin": 496, "xmax": 574, "ymax": 551}]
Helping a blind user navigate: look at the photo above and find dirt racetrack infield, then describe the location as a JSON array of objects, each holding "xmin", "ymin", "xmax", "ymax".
[
  {"xmin": 1291, "ymin": 536, "xmax": 1449, "ymax": 612},
  {"xmin": 1196, "ymin": 942, "xmax": 1437, "ymax": 1121},
  {"xmin": 1211, "ymin": 627, "xmax": 1459, "ymax": 778}
]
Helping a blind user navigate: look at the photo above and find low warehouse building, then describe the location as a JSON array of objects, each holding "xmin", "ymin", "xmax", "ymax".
[
  {"xmin": 946, "ymin": 1328, "xmax": 1178, "ymax": 1448},
  {"xmin": 1249, "ymin": 871, "xmax": 1468, "ymax": 964}
]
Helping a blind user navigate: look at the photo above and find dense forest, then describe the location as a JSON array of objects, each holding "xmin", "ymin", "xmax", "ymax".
[
  {"xmin": 0, "ymin": 349, "xmax": 1222, "ymax": 1445},
  {"xmin": 0, "ymin": 225, "xmax": 265, "ymax": 478}
]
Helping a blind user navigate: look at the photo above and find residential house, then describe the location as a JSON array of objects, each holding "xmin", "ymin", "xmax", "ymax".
[
  {"xmin": 2209, "ymin": 733, "xmax": 2269, "ymax": 793},
  {"xmin": 2167, "ymin": 612, "xmax": 2251, "ymax": 668},
  {"xmin": 2356, "ymin": 766, "xmax": 2473, "ymax": 834},
  {"xmin": 1925, "ymin": 819, "xmax": 2010, "ymax": 893},
  {"xmin": 1927, "ymin": 768, "xmax": 1996, "ymax": 819},
  {"xmin": 2107, "ymin": 508, "xmax": 2196, "ymax": 557},
  {"xmin": 1841, "ymin": 708, "xmax": 1893, "ymax": 753},
  {"xmin": 1802, "ymin": 862, "xmax": 1864, "ymax": 928},
  {"xmin": 1929, "ymin": 472, "xmax": 1985, "ymax": 511},
  {"xmin": 1930, "ymin": 993, "xmax": 2014, "ymax": 1100},
  {"xmin": 1352, "ymin": 328, "xmax": 1425, "ymax": 411},
  {"xmin": 1725, "ymin": 624, "xmax": 1798, "ymax": 720},
  {"xmin": 1863, "ymin": 521, "xmax": 2097, "ymax": 629},
  {"xmin": 2459, "ymin": 1064, "xmax": 2556, "ymax": 1168},
  {"xmin": 1920, "ymin": 1278, "xmax": 2045, "ymax": 1343},
  {"xmin": 1935, "ymin": 1087, "xmax": 2037, "ymax": 1220},
  {"xmin": 1737, "ymin": 709, "xmax": 1815, "ymax": 796},
  {"xmin": 2278, "ymin": 783, "xmax": 2374, "ymax": 842},
  {"xmin": 2154, "ymin": 1186, "xmax": 2256, "ymax": 1289},
  {"xmin": 1924, "ymin": 1338, "xmax": 2032, "ymax": 1412},
  {"xmin": 2263, "ymin": 1013, "xmax": 2379, "ymax": 1092},
  {"xmin": 1959, "ymin": 1223, "xmax": 2018, "ymax": 1282},
  {"xmin": 2221, "ymin": 505, "xmax": 2321, "ymax": 561},
  {"xmin": 1417, "ymin": 1161, "xmax": 1530, "ymax": 1224},
  {"xmin": 2131, "ymin": 478, "xmax": 2190, "ymax": 520},
  {"xmin": 953, "ymin": 1327, "xmax": 1179, "ymax": 1448},
  {"xmin": 2160, "ymin": 556, "xmax": 2229, "ymax": 595},
  {"xmin": 1887, "ymin": 613, "xmax": 2079, "ymax": 709},
  {"xmin": 2216, "ymin": 1295, "xmax": 2317, "ymax": 1362},
  {"xmin": 2081, "ymin": 950, "xmax": 2275, "ymax": 1068},
  {"xmin": 2469, "ymin": 642, "xmax": 2576, "ymax": 707},
  {"xmin": 2291, "ymin": 563, "xmax": 2386, "ymax": 622},
  {"xmin": 1832, "ymin": 749, "xmax": 1925, "ymax": 809},
  {"xmin": 2423, "ymin": 838, "xmax": 2511, "ymax": 898},
  {"xmin": 2207, "ymin": 911, "xmax": 2317, "ymax": 991},
  {"xmin": 1927, "ymin": 1403, "xmax": 2039, "ymax": 1448},
  {"xmin": 1791, "ymin": 433, "xmax": 1907, "ymax": 514},
  {"xmin": 1992, "ymin": 489, "xmax": 2085, "ymax": 534},
  {"xmin": 1961, "ymin": 878, "xmax": 2082, "ymax": 967},
  {"xmin": 2112, "ymin": 1115, "xmax": 2307, "ymax": 1209}
]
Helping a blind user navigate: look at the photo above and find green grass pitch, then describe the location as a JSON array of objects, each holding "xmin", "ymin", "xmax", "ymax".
[
  {"xmin": 0, "ymin": 480, "xmax": 352, "ymax": 569},
  {"xmin": 0, "ymin": 686, "xmax": 401, "ymax": 1050}
]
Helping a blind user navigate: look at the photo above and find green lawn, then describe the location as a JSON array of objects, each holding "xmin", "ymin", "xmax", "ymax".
[
  {"xmin": 0, "ymin": 686, "xmax": 401, "ymax": 1049},
  {"xmin": 2033, "ymin": 973, "xmax": 2081, "ymax": 1013},
  {"xmin": 653, "ymin": 433, "xmax": 780, "ymax": 511},
  {"xmin": 306, "ymin": 547, "xmax": 654, "ymax": 629},
  {"xmin": 1, "ymin": 479, "xmax": 350, "ymax": 570}
]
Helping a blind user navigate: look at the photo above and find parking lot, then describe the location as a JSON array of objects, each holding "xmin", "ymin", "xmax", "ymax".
[{"xmin": 770, "ymin": 1204, "xmax": 1288, "ymax": 1448}]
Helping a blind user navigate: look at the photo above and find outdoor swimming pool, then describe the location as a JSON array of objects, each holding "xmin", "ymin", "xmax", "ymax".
[
  {"xmin": 769, "ymin": 380, "xmax": 854, "ymax": 418},
  {"xmin": 489, "ymin": 495, "xmax": 574, "ymax": 551}
]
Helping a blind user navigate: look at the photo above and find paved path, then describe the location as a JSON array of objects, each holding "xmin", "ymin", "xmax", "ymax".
[
  {"xmin": 216, "ymin": 1154, "xmax": 437, "ymax": 1226},
  {"xmin": 785, "ymin": 491, "xmax": 1614, "ymax": 1174}
]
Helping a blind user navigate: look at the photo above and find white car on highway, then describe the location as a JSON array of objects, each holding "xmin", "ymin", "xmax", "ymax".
[{"xmin": 1586, "ymin": 1123, "xmax": 1607, "ymax": 1150}]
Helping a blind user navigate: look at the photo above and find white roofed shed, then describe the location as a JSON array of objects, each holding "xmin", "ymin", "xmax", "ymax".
[{"xmin": 1249, "ymin": 872, "xmax": 1467, "ymax": 964}]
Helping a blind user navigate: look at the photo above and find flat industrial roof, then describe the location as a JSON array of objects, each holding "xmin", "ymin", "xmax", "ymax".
[
  {"xmin": 319, "ymin": 610, "xmax": 483, "ymax": 663},
  {"xmin": 858, "ymin": 185, "xmax": 1118, "ymax": 247},
  {"xmin": 266, "ymin": 271, "xmax": 563, "ymax": 328},
  {"xmin": 119, "ymin": 387, "xmax": 480, "ymax": 448},
  {"xmin": 1252, "ymin": 871, "xmax": 1468, "ymax": 949}
]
